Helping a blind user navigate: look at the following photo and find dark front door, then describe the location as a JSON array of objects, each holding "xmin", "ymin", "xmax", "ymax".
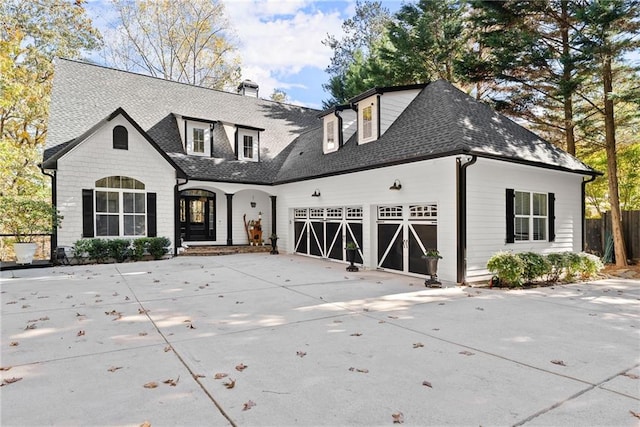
[{"xmin": 180, "ymin": 192, "xmax": 216, "ymax": 241}]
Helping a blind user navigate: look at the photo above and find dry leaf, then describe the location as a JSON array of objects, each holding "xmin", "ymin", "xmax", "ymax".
[
  {"xmin": 223, "ymin": 379, "xmax": 236, "ymax": 389},
  {"xmin": 193, "ymin": 374, "xmax": 205, "ymax": 379},
  {"xmin": 422, "ymin": 380, "xmax": 433, "ymax": 388},
  {"xmin": 1, "ymin": 377, "xmax": 23, "ymax": 386},
  {"xmin": 242, "ymin": 400, "xmax": 256, "ymax": 411},
  {"xmin": 623, "ymin": 373, "xmax": 640, "ymax": 380},
  {"xmin": 164, "ymin": 346, "xmax": 172, "ymax": 352},
  {"xmin": 39, "ymin": 316, "xmax": 50, "ymax": 321},
  {"xmin": 214, "ymin": 373, "xmax": 228, "ymax": 379},
  {"xmin": 0, "ymin": 366, "xmax": 12, "ymax": 371},
  {"xmin": 138, "ymin": 308, "xmax": 149, "ymax": 314},
  {"xmin": 459, "ymin": 351, "xmax": 475, "ymax": 356},
  {"xmin": 163, "ymin": 377, "xmax": 179, "ymax": 386},
  {"xmin": 296, "ymin": 351, "xmax": 307, "ymax": 358},
  {"xmin": 9, "ymin": 342, "xmax": 18, "ymax": 347},
  {"xmin": 107, "ymin": 366, "xmax": 123, "ymax": 372},
  {"xmin": 378, "ymin": 320, "xmax": 386, "ymax": 324},
  {"xmin": 138, "ymin": 332, "xmax": 148, "ymax": 336},
  {"xmin": 551, "ymin": 360, "xmax": 566, "ymax": 366},
  {"xmin": 6, "ymin": 301, "xmax": 17, "ymax": 305},
  {"xmin": 348, "ymin": 367, "xmax": 369, "ymax": 373},
  {"xmin": 77, "ymin": 330, "xmax": 85, "ymax": 337},
  {"xmin": 140, "ymin": 421, "xmax": 151, "ymax": 427},
  {"xmin": 125, "ymin": 296, "xmax": 130, "ymax": 300},
  {"xmin": 392, "ymin": 412, "xmax": 404, "ymax": 424},
  {"xmin": 25, "ymin": 324, "xmax": 37, "ymax": 330},
  {"xmin": 388, "ymin": 315, "xmax": 399, "ymax": 319},
  {"xmin": 143, "ymin": 382, "xmax": 158, "ymax": 389},
  {"xmin": 350, "ymin": 332, "xmax": 362, "ymax": 337},
  {"xmin": 187, "ymin": 324, "xmax": 196, "ymax": 329},
  {"xmin": 413, "ymin": 343, "xmax": 424, "ymax": 349},
  {"xmin": 630, "ymin": 410, "xmax": 640, "ymax": 420},
  {"xmin": 235, "ymin": 363, "xmax": 247, "ymax": 372},
  {"xmin": 333, "ymin": 320, "xmax": 342, "ymax": 323}
]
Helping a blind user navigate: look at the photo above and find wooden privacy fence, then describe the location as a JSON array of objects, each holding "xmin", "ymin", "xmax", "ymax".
[{"xmin": 585, "ymin": 210, "xmax": 640, "ymax": 261}]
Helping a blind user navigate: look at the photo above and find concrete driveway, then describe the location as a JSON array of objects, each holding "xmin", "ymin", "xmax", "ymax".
[{"xmin": 1, "ymin": 254, "xmax": 639, "ymax": 426}]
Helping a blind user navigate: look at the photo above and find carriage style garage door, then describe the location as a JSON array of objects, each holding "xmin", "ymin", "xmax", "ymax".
[
  {"xmin": 377, "ymin": 204, "xmax": 438, "ymax": 275},
  {"xmin": 294, "ymin": 207, "xmax": 363, "ymax": 264}
]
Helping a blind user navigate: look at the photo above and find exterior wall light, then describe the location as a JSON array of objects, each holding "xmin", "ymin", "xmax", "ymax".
[
  {"xmin": 389, "ymin": 179, "xmax": 402, "ymax": 190},
  {"xmin": 311, "ymin": 189, "xmax": 321, "ymax": 197}
]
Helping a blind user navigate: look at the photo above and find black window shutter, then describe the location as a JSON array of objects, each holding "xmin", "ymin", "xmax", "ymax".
[
  {"xmin": 147, "ymin": 192, "xmax": 157, "ymax": 237},
  {"xmin": 82, "ymin": 189, "xmax": 94, "ymax": 238},
  {"xmin": 506, "ymin": 188, "xmax": 515, "ymax": 243},
  {"xmin": 548, "ymin": 192, "xmax": 555, "ymax": 242}
]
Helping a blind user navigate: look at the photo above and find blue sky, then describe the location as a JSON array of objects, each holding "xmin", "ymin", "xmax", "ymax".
[{"xmin": 85, "ymin": 0, "xmax": 405, "ymax": 109}]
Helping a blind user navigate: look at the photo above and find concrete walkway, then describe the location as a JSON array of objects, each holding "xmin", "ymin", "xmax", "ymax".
[{"xmin": 1, "ymin": 254, "xmax": 639, "ymax": 426}]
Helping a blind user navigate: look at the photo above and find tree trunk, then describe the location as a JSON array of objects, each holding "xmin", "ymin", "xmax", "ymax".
[
  {"xmin": 560, "ymin": 1, "xmax": 576, "ymax": 155},
  {"xmin": 602, "ymin": 53, "xmax": 628, "ymax": 266}
]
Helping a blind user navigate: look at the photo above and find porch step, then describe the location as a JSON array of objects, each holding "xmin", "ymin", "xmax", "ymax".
[{"xmin": 180, "ymin": 245, "xmax": 272, "ymax": 256}]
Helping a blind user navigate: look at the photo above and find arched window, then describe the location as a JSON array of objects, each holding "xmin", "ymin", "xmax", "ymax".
[{"xmin": 113, "ymin": 125, "xmax": 128, "ymax": 150}]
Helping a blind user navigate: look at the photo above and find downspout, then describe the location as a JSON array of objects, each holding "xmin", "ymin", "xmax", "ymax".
[
  {"xmin": 376, "ymin": 95, "xmax": 381, "ymax": 139},
  {"xmin": 174, "ymin": 177, "xmax": 189, "ymax": 256},
  {"xmin": 334, "ymin": 110, "xmax": 344, "ymax": 148},
  {"xmin": 39, "ymin": 165, "xmax": 57, "ymax": 262},
  {"xmin": 581, "ymin": 174, "xmax": 597, "ymax": 251},
  {"xmin": 209, "ymin": 122, "xmax": 214, "ymax": 157},
  {"xmin": 456, "ymin": 155, "xmax": 477, "ymax": 285}
]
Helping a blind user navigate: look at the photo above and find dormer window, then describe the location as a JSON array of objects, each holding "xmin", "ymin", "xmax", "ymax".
[
  {"xmin": 243, "ymin": 135, "xmax": 254, "ymax": 159},
  {"xmin": 326, "ymin": 121, "xmax": 335, "ymax": 150},
  {"xmin": 113, "ymin": 125, "xmax": 128, "ymax": 150},
  {"xmin": 193, "ymin": 128, "xmax": 205, "ymax": 153},
  {"xmin": 362, "ymin": 106, "xmax": 373, "ymax": 139}
]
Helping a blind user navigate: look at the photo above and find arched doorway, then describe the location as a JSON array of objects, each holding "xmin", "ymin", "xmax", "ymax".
[{"xmin": 179, "ymin": 189, "xmax": 216, "ymax": 241}]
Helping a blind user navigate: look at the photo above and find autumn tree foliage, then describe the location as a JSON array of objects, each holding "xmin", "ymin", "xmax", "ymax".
[{"xmin": 103, "ymin": 0, "xmax": 241, "ymax": 90}]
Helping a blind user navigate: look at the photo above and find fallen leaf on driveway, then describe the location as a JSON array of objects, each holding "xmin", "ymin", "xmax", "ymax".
[
  {"xmin": 223, "ymin": 379, "xmax": 236, "ymax": 389},
  {"xmin": 459, "ymin": 351, "xmax": 475, "ymax": 356},
  {"xmin": 296, "ymin": 351, "xmax": 307, "ymax": 358},
  {"xmin": 348, "ymin": 367, "xmax": 369, "ymax": 373},
  {"xmin": 388, "ymin": 315, "xmax": 399, "ymax": 319},
  {"xmin": 143, "ymin": 382, "xmax": 158, "ymax": 389},
  {"xmin": 350, "ymin": 333, "xmax": 362, "ymax": 337},
  {"xmin": 9, "ymin": 342, "xmax": 18, "ymax": 347},
  {"xmin": 164, "ymin": 346, "xmax": 172, "ymax": 352},
  {"xmin": 140, "ymin": 421, "xmax": 151, "ymax": 427},
  {"xmin": 1, "ymin": 377, "xmax": 23, "ymax": 386},
  {"xmin": 25, "ymin": 323, "xmax": 37, "ymax": 330},
  {"xmin": 163, "ymin": 377, "xmax": 179, "ymax": 386},
  {"xmin": 242, "ymin": 400, "xmax": 256, "ymax": 411},
  {"xmin": 0, "ymin": 366, "xmax": 11, "ymax": 371},
  {"xmin": 187, "ymin": 324, "xmax": 196, "ymax": 329},
  {"xmin": 413, "ymin": 343, "xmax": 424, "ymax": 349},
  {"xmin": 6, "ymin": 301, "xmax": 17, "ymax": 305},
  {"xmin": 214, "ymin": 373, "xmax": 228, "ymax": 379},
  {"xmin": 422, "ymin": 380, "xmax": 433, "ymax": 388},
  {"xmin": 623, "ymin": 373, "xmax": 640, "ymax": 380},
  {"xmin": 392, "ymin": 412, "xmax": 404, "ymax": 424},
  {"xmin": 235, "ymin": 363, "xmax": 247, "ymax": 372},
  {"xmin": 551, "ymin": 360, "xmax": 566, "ymax": 366},
  {"xmin": 630, "ymin": 410, "xmax": 640, "ymax": 419},
  {"xmin": 77, "ymin": 330, "xmax": 85, "ymax": 337},
  {"xmin": 138, "ymin": 332, "xmax": 148, "ymax": 336},
  {"xmin": 193, "ymin": 374, "xmax": 205, "ymax": 379},
  {"xmin": 138, "ymin": 308, "xmax": 149, "ymax": 314},
  {"xmin": 107, "ymin": 366, "xmax": 123, "ymax": 372}
]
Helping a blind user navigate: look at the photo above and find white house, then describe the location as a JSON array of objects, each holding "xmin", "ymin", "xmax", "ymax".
[{"xmin": 43, "ymin": 59, "xmax": 598, "ymax": 284}]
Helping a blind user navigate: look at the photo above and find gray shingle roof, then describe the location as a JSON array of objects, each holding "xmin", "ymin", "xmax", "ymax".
[
  {"xmin": 274, "ymin": 80, "xmax": 596, "ymax": 183},
  {"xmin": 45, "ymin": 59, "xmax": 320, "ymax": 182},
  {"xmin": 45, "ymin": 60, "xmax": 596, "ymax": 185}
]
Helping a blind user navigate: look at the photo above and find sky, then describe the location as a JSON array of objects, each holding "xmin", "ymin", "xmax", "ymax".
[{"xmin": 85, "ymin": 0, "xmax": 404, "ymax": 110}]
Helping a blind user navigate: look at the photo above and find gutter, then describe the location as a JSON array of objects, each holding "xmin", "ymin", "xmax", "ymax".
[
  {"xmin": 581, "ymin": 174, "xmax": 598, "ymax": 251},
  {"xmin": 39, "ymin": 165, "xmax": 57, "ymax": 262},
  {"xmin": 456, "ymin": 155, "xmax": 477, "ymax": 285}
]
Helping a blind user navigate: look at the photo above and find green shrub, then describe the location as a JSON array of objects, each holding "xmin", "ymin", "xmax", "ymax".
[
  {"xmin": 545, "ymin": 253, "xmax": 566, "ymax": 283},
  {"xmin": 147, "ymin": 237, "xmax": 171, "ymax": 259},
  {"xmin": 87, "ymin": 239, "xmax": 110, "ymax": 263},
  {"xmin": 131, "ymin": 238, "xmax": 148, "ymax": 261},
  {"xmin": 487, "ymin": 251, "xmax": 525, "ymax": 287},
  {"xmin": 108, "ymin": 239, "xmax": 131, "ymax": 263},
  {"xmin": 517, "ymin": 252, "xmax": 551, "ymax": 283},
  {"xmin": 72, "ymin": 239, "xmax": 93, "ymax": 264},
  {"xmin": 578, "ymin": 252, "xmax": 604, "ymax": 280},
  {"xmin": 563, "ymin": 252, "xmax": 583, "ymax": 282}
]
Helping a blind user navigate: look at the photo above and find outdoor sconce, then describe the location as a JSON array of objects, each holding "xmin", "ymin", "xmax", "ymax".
[
  {"xmin": 311, "ymin": 189, "xmax": 321, "ymax": 197},
  {"xmin": 389, "ymin": 179, "xmax": 402, "ymax": 190},
  {"xmin": 250, "ymin": 196, "xmax": 256, "ymax": 208}
]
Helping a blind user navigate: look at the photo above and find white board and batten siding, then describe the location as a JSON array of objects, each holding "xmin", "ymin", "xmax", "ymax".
[
  {"xmin": 465, "ymin": 158, "xmax": 584, "ymax": 280},
  {"xmin": 274, "ymin": 157, "xmax": 459, "ymax": 283},
  {"xmin": 379, "ymin": 89, "xmax": 422, "ymax": 136},
  {"xmin": 55, "ymin": 114, "xmax": 177, "ymax": 247}
]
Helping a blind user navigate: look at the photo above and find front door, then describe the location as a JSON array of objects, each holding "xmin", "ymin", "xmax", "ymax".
[
  {"xmin": 180, "ymin": 191, "xmax": 216, "ymax": 241},
  {"xmin": 377, "ymin": 204, "xmax": 438, "ymax": 275}
]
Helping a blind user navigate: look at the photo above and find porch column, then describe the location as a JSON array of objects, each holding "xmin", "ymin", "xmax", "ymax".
[
  {"xmin": 270, "ymin": 195, "xmax": 277, "ymax": 236},
  {"xmin": 226, "ymin": 193, "xmax": 234, "ymax": 246}
]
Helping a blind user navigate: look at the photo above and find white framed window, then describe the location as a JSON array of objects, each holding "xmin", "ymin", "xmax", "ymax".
[
  {"xmin": 326, "ymin": 207, "xmax": 343, "ymax": 219},
  {"xmin": 193, "ymin": 128, "xmax": 205, "ymax": 153},
  {"xmin": 294, "ymin": 208, "xmax": 308, "ymax": 219},
  {"xmin": 346, "ymin": 207, "xmax": 363, "ymax": 219},
  {"xmin": 515, "ymin": 191, "xmax": 547, "ymax": 241},
  {"xmin": 95, "ymin": 176, "xmax": 146, "ymax": 237},
  {"xmin": 409, "ymin": 204, "xmax": 438, "ymax": 219},
  {"xmin": 243, "ymin": 135, "xmax": 254, "ymax": 159},
  {"xmin": 310, "ymin": 208, "xmax": 324, "ymax": 218},
  {"xmin": 378, "ymin": 205, "xmax": 403, "ymax": 219},
  {"xmin": 363, "ymin": 105, "xmax": 373, "ymax": 139}
]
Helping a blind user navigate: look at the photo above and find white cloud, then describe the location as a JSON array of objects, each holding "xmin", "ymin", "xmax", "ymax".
[{"xmin": 223, "ymin": 0, "xmax": 348, "ymax": 100}]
